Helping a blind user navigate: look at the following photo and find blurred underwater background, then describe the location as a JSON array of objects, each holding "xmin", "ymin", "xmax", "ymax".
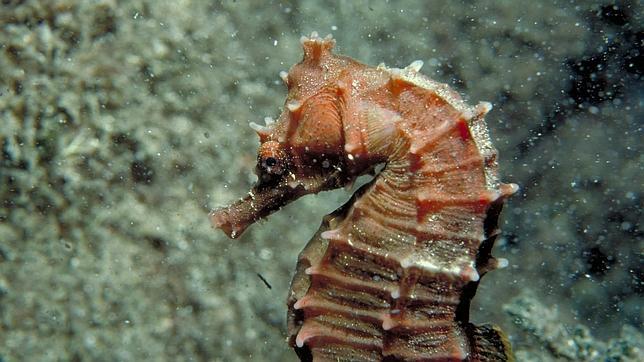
[{"xmin": 0, "ymin": 1, "xmax": 641, "ymax": 361}]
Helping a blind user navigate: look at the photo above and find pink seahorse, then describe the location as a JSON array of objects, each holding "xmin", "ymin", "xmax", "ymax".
[{"xmin": 211, "ymin": 33, "xmax": 517, "ymax": 362}]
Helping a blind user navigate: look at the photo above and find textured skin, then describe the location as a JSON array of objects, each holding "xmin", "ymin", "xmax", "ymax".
[{"xmin": 211, "ymin": 33, "xmax": 517, "ymax": 361}]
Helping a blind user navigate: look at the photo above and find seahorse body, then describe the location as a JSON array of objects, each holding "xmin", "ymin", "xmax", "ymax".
[{"xmin": 211, "ymin": 33, "xmax": 517, "ymax": 361}]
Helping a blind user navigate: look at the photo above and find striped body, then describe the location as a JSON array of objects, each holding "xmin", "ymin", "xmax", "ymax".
[{"xmin": 211, "ymin": 33, "xmax": 516, "ymax": 361}]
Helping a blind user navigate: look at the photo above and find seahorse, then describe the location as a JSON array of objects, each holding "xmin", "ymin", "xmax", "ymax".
[{"xmin": 210, "ymin": 33, "xmax": 518, "ymax": 361}]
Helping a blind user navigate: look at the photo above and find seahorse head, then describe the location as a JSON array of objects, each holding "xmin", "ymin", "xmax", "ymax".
[
  {"xmin": 210, "ymin": 33, "xmax": 368, "ymax": 238},
  {"xmin": 209, "ymin": 115, "xmax": 351, "ymax": 239}
]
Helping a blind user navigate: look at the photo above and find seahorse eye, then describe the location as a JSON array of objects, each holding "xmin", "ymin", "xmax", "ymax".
[
  {"xmin": 264, "ymin": 157, "xmax": 277, "ymax": 167},
  {"xmin": 258, "ymin": 141, "xmax": 287, "ymax": 177},
  {"xmin": 261, "ymin": 156, "xmax": 283, "ymax": 175}
]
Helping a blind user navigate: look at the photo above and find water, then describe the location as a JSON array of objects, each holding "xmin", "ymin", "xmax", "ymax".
[{"xmin": 0, "ymin": 1, "xmax": 641, "ymax": 361}]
